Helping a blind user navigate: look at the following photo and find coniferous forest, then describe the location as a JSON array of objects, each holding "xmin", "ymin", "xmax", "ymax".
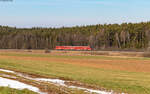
[{"xmin": 0, "ymin": 22, "xmax": 150, "ymax": 50}]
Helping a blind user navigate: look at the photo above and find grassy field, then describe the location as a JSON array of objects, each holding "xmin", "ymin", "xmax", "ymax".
[
  {"xmin": 0, "ymin": 87, "xmax": 37, "ymax": 94},
  {"xmin": 0, "ymin": 51, "xmax": 150, "ymax": 94}
]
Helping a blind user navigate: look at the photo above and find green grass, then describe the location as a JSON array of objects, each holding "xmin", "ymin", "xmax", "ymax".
[
  {"xmin": 0, "ymin": 53, "xmax": 150, "ymax": 94},
  {"xmin": 0, "ymin": 87, "xmax": 37, "ymax": 94}
]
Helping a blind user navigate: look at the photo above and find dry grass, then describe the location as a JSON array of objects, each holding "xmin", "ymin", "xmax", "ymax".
[
  {"xmin": 0, "ymin": 53, "xmax": 150, "ymax": 73},
  {"xmin": 0, "ymin": 49, "xmax": 145, "ymax": 57}
]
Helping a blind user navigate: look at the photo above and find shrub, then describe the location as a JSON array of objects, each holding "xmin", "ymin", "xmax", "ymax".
[
  {"xmin": 45, "ymin": 48, "xmax": 51, "ymax": 53},
  {"xmin": 143, "ymin": 52, "xmax": 150, "ymax": 57}
]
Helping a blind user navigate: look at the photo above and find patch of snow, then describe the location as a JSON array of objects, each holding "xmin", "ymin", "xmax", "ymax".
[
  {"xmin": 0, "ymin": 69, "xmax": 15, "ymax": 73},
  {"xmin": 0, "ymin": 77, "xmax": 47, "ymax": 94},
  {"xmin": 35, "ymin": 78, "xmax": 115, "ymax": 94},
  {"xmin": 1, "ymin": 74, "xmax": 17, "ymax": 79},
  {"xmin": 69, "ymin": 86, "xmax": 114, "ymax": 94},
  {"xmin": 15, "ymin": 73, "xmax": 32, "ymax": 79},
  {"xmin": 35, "ymin": 78, "xmax": 66, "ymax": 86}
]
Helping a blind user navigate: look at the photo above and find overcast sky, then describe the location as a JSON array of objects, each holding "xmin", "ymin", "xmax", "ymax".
[{"xmin": 0, "ymin": 0, "xmax": 150, "ymax": 28}]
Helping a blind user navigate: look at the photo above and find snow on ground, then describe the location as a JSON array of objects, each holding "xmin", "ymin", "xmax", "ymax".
[
  {"xmin": 35, "ymin": 78, "xmax": 114, "ymax": 94},
  {"xmin": 0, "ymin": 68, "xmax": 125, "ymax": 94},
  {"xmin": 0, "ymin": 69, "xmax": 15, "ymax": 73},
  {"xmin": 35, "ymin": 78, "xmax": 66, "ymax": 86},
  {"xmin": 0, "ymin": 77, "xmax": 47, "ymax": 94}
]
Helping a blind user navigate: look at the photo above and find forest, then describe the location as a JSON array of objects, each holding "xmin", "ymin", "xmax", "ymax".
[{"xmin": 0, "ymin": 22, "xmax": 150, "ymax": 50}]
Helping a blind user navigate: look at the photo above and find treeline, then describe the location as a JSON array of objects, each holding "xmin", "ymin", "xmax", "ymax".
[{"xmin": 0, "ymin": 22, "xmax": 150, "ymax": 50}]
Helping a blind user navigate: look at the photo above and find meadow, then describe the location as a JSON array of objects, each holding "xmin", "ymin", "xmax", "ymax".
[
  {"xmin": 0, "ymin": 50, "xmax": 150, "ymax": 94},
  {"xmin": 0, "ymin": 87, "xmax": 37, "ymax": 94}
]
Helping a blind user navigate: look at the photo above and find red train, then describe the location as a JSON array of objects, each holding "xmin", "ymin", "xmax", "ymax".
[{"xmin": 55, "ymin": 46, "xmax": 92, "ymax": 51}]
